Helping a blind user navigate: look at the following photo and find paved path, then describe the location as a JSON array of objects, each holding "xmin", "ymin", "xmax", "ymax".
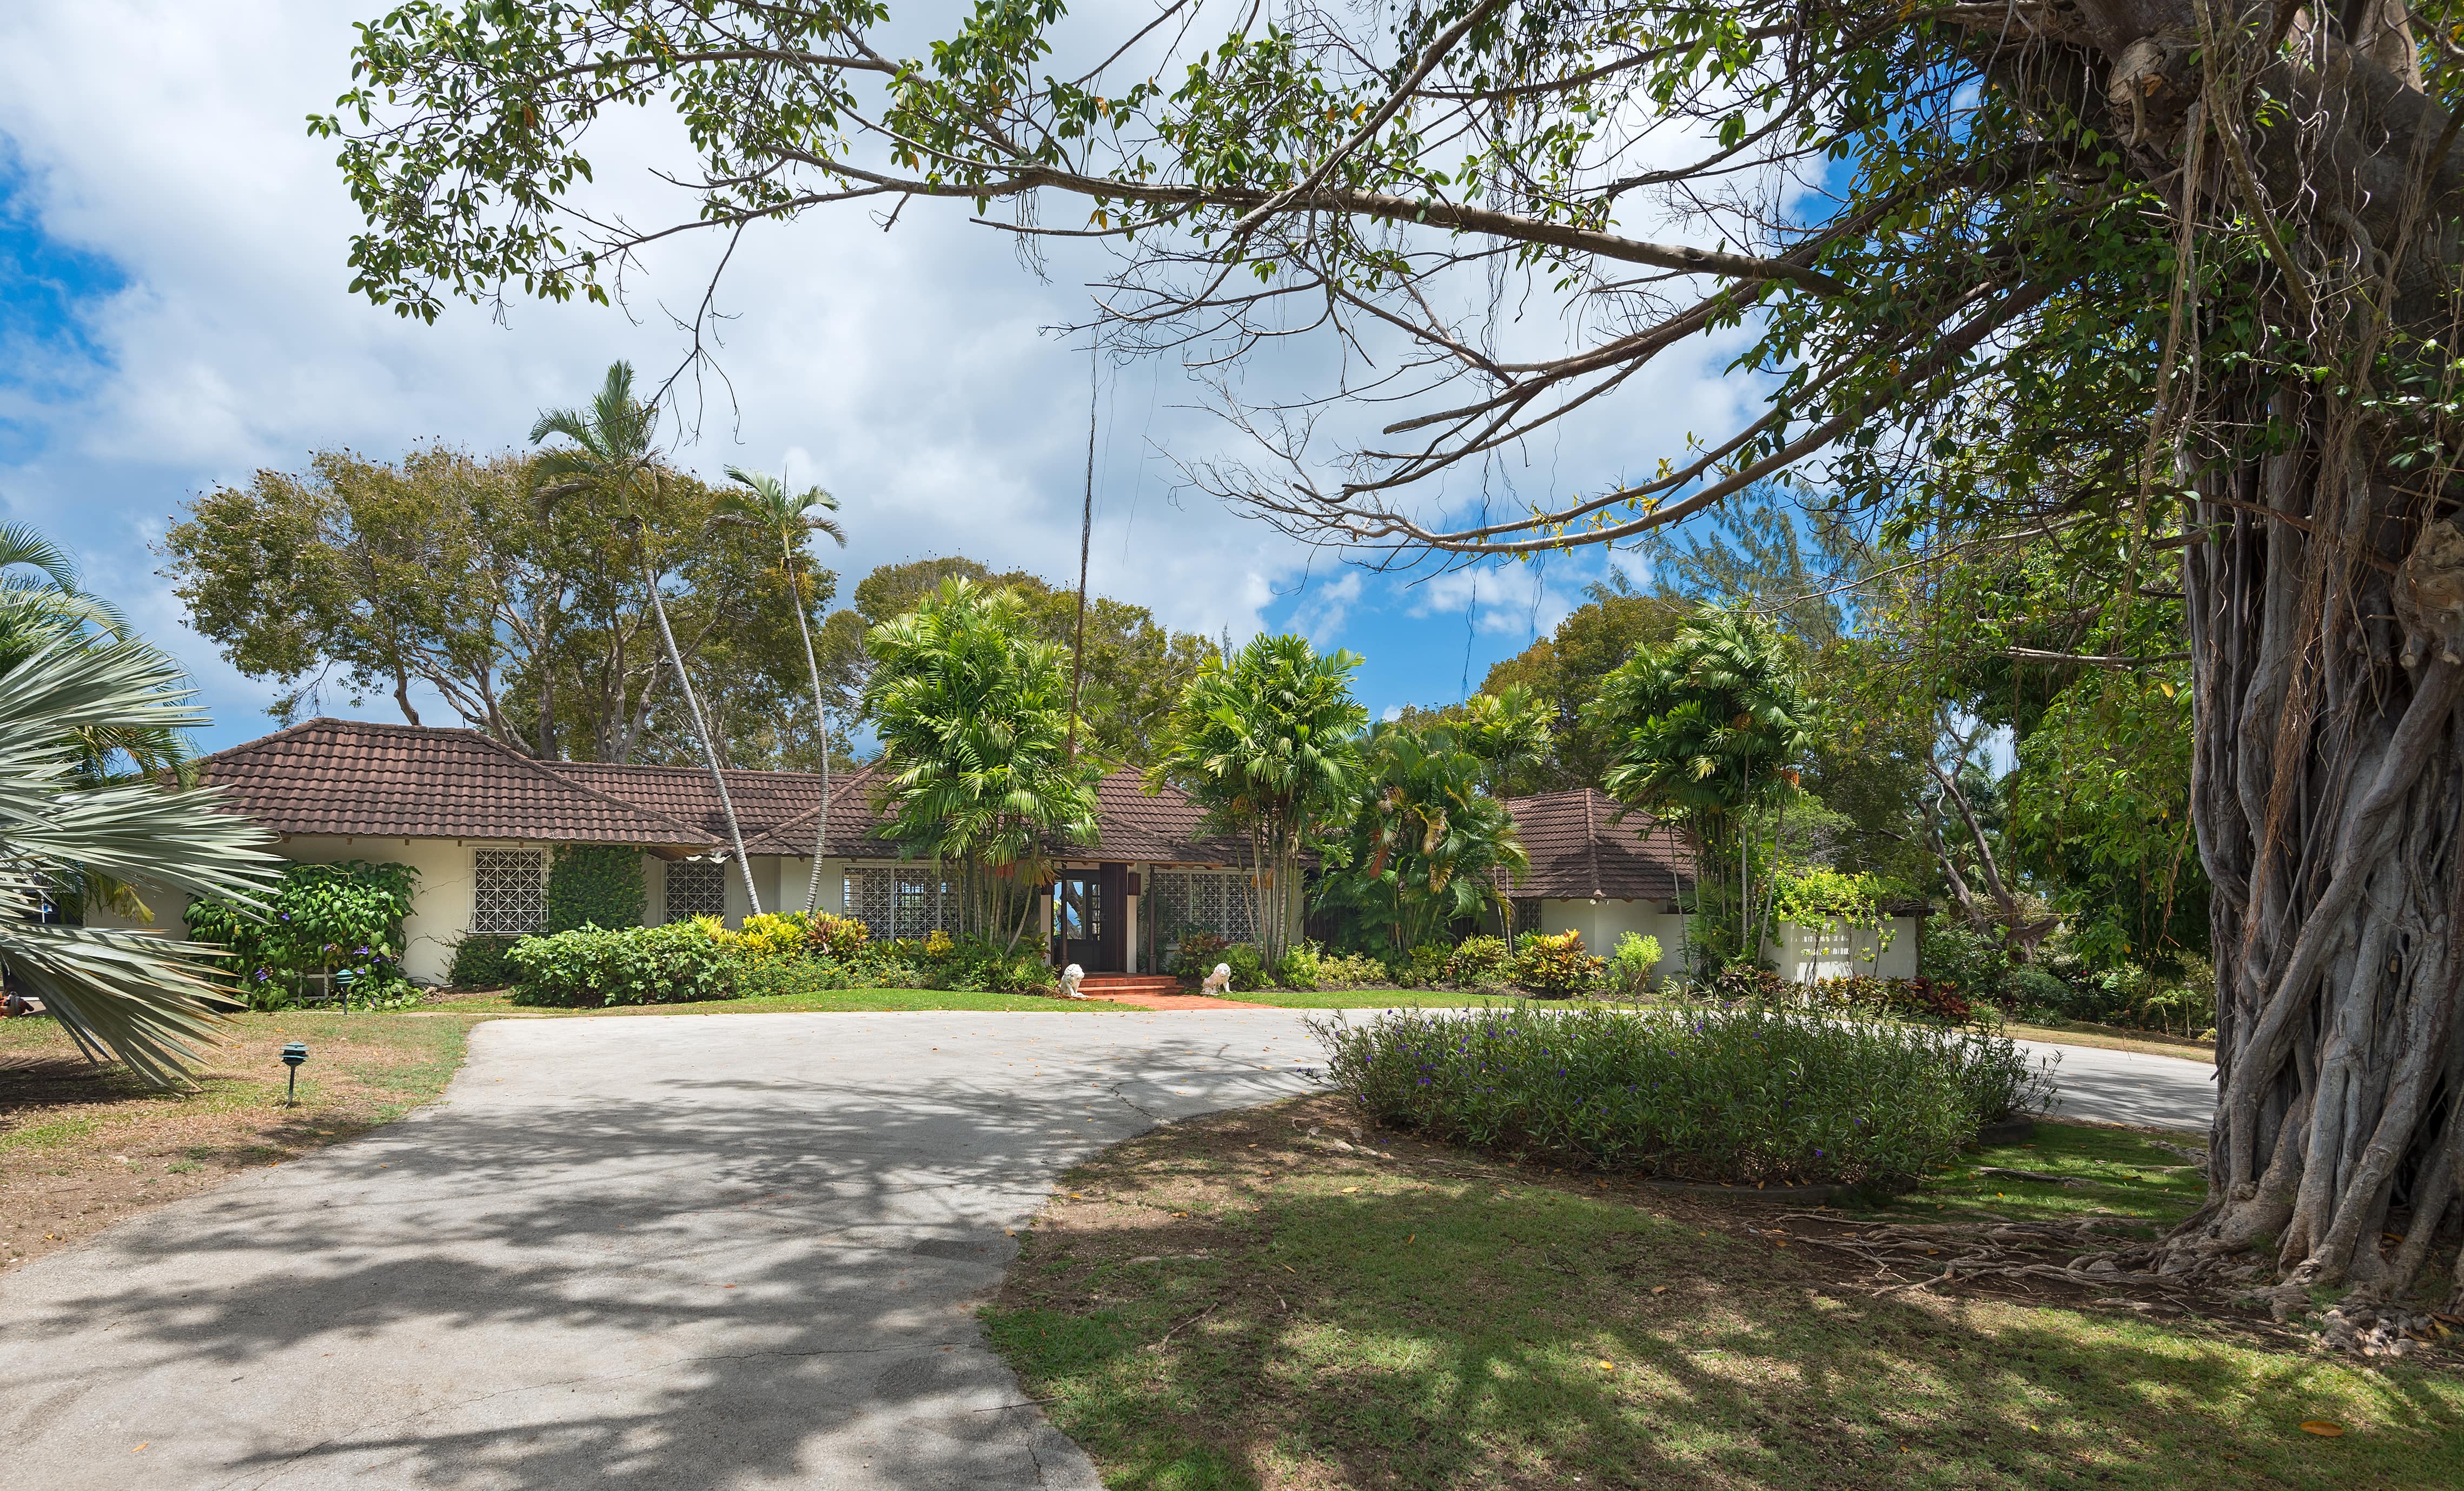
[{"xmin": 0, "ymin": 1011, "xmax": 2210, "ymax": 1491}]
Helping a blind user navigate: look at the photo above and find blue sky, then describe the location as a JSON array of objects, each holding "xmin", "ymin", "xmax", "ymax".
[{"xmin": 0, "ymin": 3, "xmax": 1760, "ymax": 755}]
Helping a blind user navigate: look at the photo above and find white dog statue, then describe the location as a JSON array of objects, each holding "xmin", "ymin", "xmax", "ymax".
[
  {"xmin": 1058, "ymin": 962, "xmax": 1087, "ymax": 1000},
  {"xmin": 1200, "ymin": 961, "xmax": 1233, "ymax": 997}
]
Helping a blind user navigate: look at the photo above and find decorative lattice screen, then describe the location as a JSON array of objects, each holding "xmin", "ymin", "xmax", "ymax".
[
  {"xmin": 471, "ymin": 849, "xmax": 547, "ymax": 934},
  {"xmin": 1147, "ymin": 870, "xmax": 1256, "ymax": 945},
  {"xmin": 664, "ymin": 859, "xmax": 726, "ymax": 921},
  {"xmin": 842, "ymin": 868, "xmax": 950, "ymax": 939}
]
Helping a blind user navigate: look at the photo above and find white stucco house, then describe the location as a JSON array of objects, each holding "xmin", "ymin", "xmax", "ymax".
[
  {"xmin": 1496, "ymin": 788, "xmax": 1696, "ymax": 976},
  {"xmin": 103, "ymin": 718, "xmax": 1279, "ymax": 985}
]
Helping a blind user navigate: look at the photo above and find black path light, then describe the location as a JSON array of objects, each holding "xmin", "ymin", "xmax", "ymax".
[{"xmin": 281, "ymin": 1041, "xmax": 309, "ymax": 1107}]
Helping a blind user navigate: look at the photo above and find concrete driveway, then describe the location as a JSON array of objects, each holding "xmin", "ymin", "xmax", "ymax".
[{"xmin": 0, "ymin": 1010, "xmax": 2210, "ymax": 1491}]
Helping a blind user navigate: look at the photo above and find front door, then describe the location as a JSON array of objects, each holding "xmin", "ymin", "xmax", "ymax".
[{"xmin": 1053, "ymin": 866, "xmax": 1124, "ymax": 972}]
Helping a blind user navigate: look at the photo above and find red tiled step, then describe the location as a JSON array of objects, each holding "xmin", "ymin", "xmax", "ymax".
[{"xmin": 1076, "ymin": 975, "xmax": 1183, "ymax": 995}]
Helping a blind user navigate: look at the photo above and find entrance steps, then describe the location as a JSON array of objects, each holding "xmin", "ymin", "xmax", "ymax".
[{"xmin": 1076, "ymin": 974, "xmax": 1183, "ymax": 997}]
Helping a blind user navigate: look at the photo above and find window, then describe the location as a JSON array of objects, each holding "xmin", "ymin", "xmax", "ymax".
[
  {"xmin": 1146, "ymin": 870, "xmax": 1255, "ymax": 942},
  {"xmin": 471, "ymin": 849, "xmax": 547, "ymax": 934},
  {"xmin": 665, "ymin": 859, "xmax": 726, "ymax": 921},
  {"xmin": 842, "ymin": 867, "xmax": 950, "ymax": 939}
]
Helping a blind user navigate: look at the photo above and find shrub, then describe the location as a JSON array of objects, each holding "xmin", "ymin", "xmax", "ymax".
[
  {"xmin": 1810, "ymin": 974, "xmax": 1984, "ymax": 1028},
  {"xmin": 1314, "ymin": 950, "xmax": 1392, "ymax": 989},
  {"xmin": 1703, "ymin": 964, "xmax": 1791, "ymax": 1004},
  {"xmin": 447, "ymin": 934, "xmax": 522, "ymax": 989},
  {"xmin": 932, "ymin": 936, "xmax": 1057, "ymax": 993},
  {"xmin": 1172, "ymin": 930, "xmax": 1230, "ymax": 974},
  {"xmin": 188, "ymin": 860, "xmax": 419, "ymax": 1009},
  {"xmin": 1920, "ymin": 923, "xmax": 2013, "ymax": 1009},
  {"xmin": 805, "ymin": 913, "xmax": 871, "ymax": 960},
  {"xmin": 506, "ymin": 918, "xmax": 745, "ymax": 1007},
  {"xmin": 1310, "ymin": 1004, "xmax": 2056, "ymax": 1186},
  {"xmin": 728, "ymin": 912, "xmax": 815, "ymax": 963},
  {"xmin": 2004, "ymin": 965, "xmax": 2074, "ymax": 1018},
  {"xmin": 1276, "ymin": 942, "xmax": 1322, "ymax": 991},
  {"xmin": 1223, "ymin": 944, "xmax": 1268, "ymax": 992},
  {"xmin": 1446, "ymin": 935, "xmax": 1511, "ymax": 984},
  {"xmin": 1607, "ymin": 933, "xmax": 1664, "ymax": 994},
  {"xmin": 546, "ymin": 845, "xmax": 645, "ymax": 932},
  {"xmin": 1402, "ymin": 942, "xmax": 1454, "ymax": 985},
  {"xmin": 1508, "ymin": 931, "xmax": 1604, "ymax": 998}
]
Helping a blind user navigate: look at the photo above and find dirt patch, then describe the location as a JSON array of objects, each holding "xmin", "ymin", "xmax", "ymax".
[{"xmin": 1, "ymin": 1012, "xmax": 482, "ymax": 1276}]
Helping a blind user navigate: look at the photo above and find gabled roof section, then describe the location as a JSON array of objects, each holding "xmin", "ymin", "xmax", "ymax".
[
  {"xmin": 198, "ymin": 719, "xmax": 716, "ymax": 847},
  {"xmin": 1500, "ymin": 788, "xmax": 1696, "ymax": 902},
  {"xmin": 553, "ymin": 759, "xmax": 830, "ymax": 846},
  {"xmin": 746, "ymin": 766, "xmax": 1261, "ymax": 866}
]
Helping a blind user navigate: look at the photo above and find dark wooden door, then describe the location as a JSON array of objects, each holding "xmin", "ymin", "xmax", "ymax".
[{"xmin": 1053, "ymin": 866, "xmax": 1125, "ymax": 971}]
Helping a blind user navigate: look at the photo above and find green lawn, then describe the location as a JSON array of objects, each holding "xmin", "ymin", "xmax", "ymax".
[
  {"xmin": 1857, "ymin": 1120, "xmax": 2212, "ymax": 1233},
  {"xmin": 1222, "ymin": 987, "xmax": 1525, "ymax": 1010},
  {"xmin": 984, "ymin": 1097, "xmax": 2463, "ymax": 1490}
]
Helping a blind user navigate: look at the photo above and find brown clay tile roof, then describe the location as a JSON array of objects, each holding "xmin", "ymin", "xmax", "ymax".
[
  {"xmin": 198, "ymin": 719, "xmax": 714, "ymax": 846},
  {"xmin": 1499, "ymin": 788, "xmax": 1697, "ymax": 902},
  {"xmin": 553, "ymin": 760, "xmax": 830, "ymax": 846}
]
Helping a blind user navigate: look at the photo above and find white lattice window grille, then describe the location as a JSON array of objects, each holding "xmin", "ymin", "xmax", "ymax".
[
  {"xmin": 895, "ymin": 872, "xmax": 946, "ymax": 935},
  {"xmin": 664, "ymin": 859, "xmax": 726, "ymax": 922},
  {"xmin": 1148, "ymin": 870, "xmax": 1256, "ymax": 945},
  {"xmin": 845, "ymin": 868, "xmax": 895, "ymax": 938},
  {"xmin": 471, "ymin": 849, "xmax": 547, "ymax": 934}
]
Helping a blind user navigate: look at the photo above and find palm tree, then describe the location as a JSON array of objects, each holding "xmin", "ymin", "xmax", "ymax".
[
  {"xmin": 1456, "ymin": 683, "xmax": 1554, "ymax": 799},
  {"xmin": 1335, "ymin": 717, "xmax": 1528, "ymax": 948},
  {"xmin": 717, "ymin": 466, "xmax": 846, "ymax": 913},
  {"xmin": 1148, "ymin": 634, "xmax": 1367, "ymax": 965},
  {"xmin": 1591, "ymin": 606, "xmax": 1816, "ymax": 966},
  {"xmin": 863, "ymin": 578, "xmax": 1099, "ymax": 949},
  {"xmin": 530, "ymin": 362, "xmax": 760, "ymax": 913},
  {"xmin": 0, "ymin": 637, "xmax": 281, "ymax": 1086}
]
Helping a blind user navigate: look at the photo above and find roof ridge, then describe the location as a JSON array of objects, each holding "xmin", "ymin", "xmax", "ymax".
[{"xmin": 457, "ymin": 731, "xmax": 719, "ymax": 844}]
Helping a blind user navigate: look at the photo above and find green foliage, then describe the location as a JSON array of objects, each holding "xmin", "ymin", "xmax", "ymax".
[
  {"xmin": 1607, "ymin": 933, "xmax": 1664, "ymax": 994},
  {"xmin": 1319, "ymin": 716, "xmax": 1527, "ymax": 952},
  {"xmin": 545, "ymin": 844, "xmax": 645, "ymax": 932},
  {"xmin": 1919, "ymin": 923, "xmax": 2013, "ymax": 1011},
  {"xmin": 1169, "ymin": 929, "xmax": 1229, "ymax": 975},
  {"xmin": 814, "ymin": 555, "xmax": 1217, "ymax": 769},
  {"xmin": 864, "ymin": 577, "xmax": 1099, "ymax": 947},
  {"xmin": 1481, "ymin": 577, "xmax": 1693, "ymax": 794},
  {"xmin": 447, "ymin": 934, "xmax": 522, "ymax": 989},
  {"xmin": 2006, "ymin": 670, "xmax": 2208, "ymax": 973},
  {"xmin": 188, "ymin": 860, "xmax": 419, "ymax": 1008},
  {"xmin": 506, "ymin": 918, "xmax": 744, "ymax": 1007},
  {"xmin": 1149, "ymin": 632, "xmax": 1367, "ymax": 965},
  {"xmin": 1222, "ymin": 944, "xmax": 1268, "ymax": 993},
  {"xmin": 1310, "ymin": 949, "xmax": 1393, "ymax": 989},
  {"xmin": 1313, "ymin": 1005, "xmax": 2054, "ymax": 1185},
  {"xmin": 1446, "ymin": 934, "xmax": 1512, "ymax": 985},
  {"xmin": 1763, "ymin": 867, "xmax": 1893, "ymax": 929},
  {"xmin": 162, "ymin": 442, "xmax": 831, "ymax": 767},
  {"xmin": 1507, "ymin": 931, "xmax": 1605, "ymax": 999},
  {"xmin": 1807, "ymin": 976, "xmax": 1986, "ymax": 1030}
]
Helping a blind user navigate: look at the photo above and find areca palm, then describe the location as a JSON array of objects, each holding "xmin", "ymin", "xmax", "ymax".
[
  {"xmin": 0, "ymin": 637, "xmax": 281, "ymax": 1086},
  {"xmin": 717, "ymin": 466, "xmax": 847, "ymax": 913},
  {"xmin": 863, "ymin": 578, "xmax": 1098, "ymax": 949},
  {"xmin": 1340, "ymin": 719, "xmax": 1528, "ymax": 948},
  {"xmin": 1591, "ymin": 607, "xmax": 1816, "ymax": 960},
  {"xmin": 1456, "ymin": 683, "xmax": 1553, "ymax": 799},
  {"xmin": 531, "ymin": 361, "xmax": 759, "ymax": 912},
  {"xmin": 1149, "ymin": 634, "xmax": 1366, "ymax": 965}
]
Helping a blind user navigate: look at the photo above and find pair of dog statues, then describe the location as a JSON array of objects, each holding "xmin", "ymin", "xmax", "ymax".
[{"xmin": 1055, "ymin": 961, "xmax": 1233, "ymax": 999}]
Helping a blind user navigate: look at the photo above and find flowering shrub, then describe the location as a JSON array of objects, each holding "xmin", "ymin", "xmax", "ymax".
[
  {"xmin": 187, "ymin": 860, "xmax": 419, "ymax": 1009},
  {"xmin": 507, "ymin": 918, "xmax": 745, "ymax": 1006},
  {"xmin": 1507, "ymin": 931, "xmax": 1604, "ymax": 998},
  {"xmin": 1310, "ymin": 1004, "xmax": 2055, "ymax": 1186}
]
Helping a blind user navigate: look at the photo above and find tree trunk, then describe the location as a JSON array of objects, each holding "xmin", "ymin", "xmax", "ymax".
[
  {"xmin": 640, "ymin": 552, "xmax": 761, "ymax": 917},
  {"xmin": 2177, "ymin": 400, "xmax": 2464, "ymax": 1305}
]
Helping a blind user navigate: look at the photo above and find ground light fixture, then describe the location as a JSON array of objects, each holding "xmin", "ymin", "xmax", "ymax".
[{"xmin": 281, "ymin": 1042, "xmax": 308, "ymax": 1106}]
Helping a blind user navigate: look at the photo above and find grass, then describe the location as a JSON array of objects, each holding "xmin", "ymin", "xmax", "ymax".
[
  {"xmin": 2, "ymin": 1008, "xmax": 488, "ymax": 1273},
  {"xmin": 983, "ymin": 1095, "xmax": 2464, "ymax": 1491},
  {"xmin": 2001, "ymin": 1016, "xmax": 2216, "ymax": 1064},
  {"xmin": 1221, "ymin": 988, "xmax": 1525, "ymax": 1010},
  {"xmin": 1854, "ymin": 1121, "xmax": 2212, "ymax": 1234}
]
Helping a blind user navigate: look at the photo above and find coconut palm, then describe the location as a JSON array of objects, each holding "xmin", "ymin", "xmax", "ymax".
[
  {"xmin": 530, "ymin": 361, "xmax": 759, "ymax": 912},
  {"xmin": 717, "ymin": 466, "xmax": 846, "ymax": 913},
  {"xmin": 1148, "ymin": 634, "xmax": 1366, "ymax": 966},
  {"xmin": 862, "ymin": 578, "xmax": 1098, "ymax": 949},
  {"xmin": 0, "ymin": 637, "xmax": 281, "ymax": 1086}
]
